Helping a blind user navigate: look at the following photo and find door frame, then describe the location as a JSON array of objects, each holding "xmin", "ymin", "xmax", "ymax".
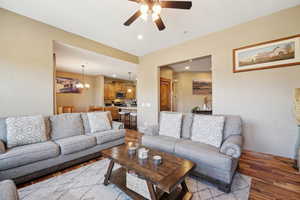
[{"xmin": 160, "ymin": 77, "xmax": 172, "ymax": 111}]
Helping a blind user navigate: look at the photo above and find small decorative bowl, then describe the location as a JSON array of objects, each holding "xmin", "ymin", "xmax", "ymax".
[
  {"xmin": 128, "ymin": 146, "xmax": 137, "ymax": 155},
  {"xmin": 153, "ymin": 155, "xmax": 162, "ymax": 165}
]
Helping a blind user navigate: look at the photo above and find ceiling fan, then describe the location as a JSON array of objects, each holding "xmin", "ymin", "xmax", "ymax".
[{"xmin": 124, "ymin": 0, "xmax": 192, "ymax": 31}]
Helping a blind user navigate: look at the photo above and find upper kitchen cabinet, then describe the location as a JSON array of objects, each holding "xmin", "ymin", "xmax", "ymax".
[
  {"xmin": 104, "ymin": 82, "xmax": 115, "ymax": 100},
  {"xmin": 126, "ymin": 85, "xmax": 136, "ymax": 99},
  {"xmin": 104, "ymin": 78, "xmax": 136, "ymax": 100}
]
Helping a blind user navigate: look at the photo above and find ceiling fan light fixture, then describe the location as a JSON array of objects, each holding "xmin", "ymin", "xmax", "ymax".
[
  {"xmin": 152, "ymin": 3, "xmax": 162, "ymax": 14},
  {"xmin": 140, "ymin": 3, "xmax": 149, "ymax": 14},
  {"xmin": 141, "ymin": 13, "xmax": 148, "ymax": 21},
  {"xmin": 124, "ymin": 0, "xmax": 192, "ymax": 31},
  {"xmin": 152, "ymin": 13, "xmax": 159, "ymax": 22}
]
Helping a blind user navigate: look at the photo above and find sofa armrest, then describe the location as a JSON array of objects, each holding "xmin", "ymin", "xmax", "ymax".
[
  {"xmin": 0, "ymin": 140, "xmax": 5, "ymax": 154},
  {"xmin": 112, "ymin": 121, "xmax": 124, "ymax": 130},
  {"xmin": 0, "ymin": 180, "xmax": 19, "ymax": 200},
  {"xmin": 138, "ymin": 124, "xmax": 159, "ymax": 136},
  {"xmin": 220, "ymin": 135, "xmax": 243, "ymax": 158}
]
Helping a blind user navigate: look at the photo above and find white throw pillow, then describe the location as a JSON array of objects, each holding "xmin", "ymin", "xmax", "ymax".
[
  {"xmin": 191, "ymin": 115, "xmax": 225, "ymax": 148},
  {"xmin": 87, "ymin": 112, "xmax": 112, "ymax": 133},
  {"xmin": 6, "ymin": 115, "xmax": 47, "ymax": 148},
  {"xmin": 159, "ymin": 112, "xmax": 182, "ymax": 139}
]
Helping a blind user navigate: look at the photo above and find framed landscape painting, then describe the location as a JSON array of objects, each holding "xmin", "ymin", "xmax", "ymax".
[
  {"xmin": 233, "ymin": 35, "xmax": 300, "ymax": 73},
  {"xmin": 192, "ymin": 81, "xmax": 212, "ymax": 95},
  {"xmin": 56, "ymin": 77, "xmax": 80, "ymax": 93}
]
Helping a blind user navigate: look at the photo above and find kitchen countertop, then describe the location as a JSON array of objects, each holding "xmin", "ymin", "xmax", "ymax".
[{"xmin": 117, "ymin": 106, "xmax": 137, "ymax": 110}]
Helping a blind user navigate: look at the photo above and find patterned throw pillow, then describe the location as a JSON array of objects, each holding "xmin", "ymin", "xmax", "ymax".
[
  {"xmin": 87, "ymin": 112, "xmax": 112, "ymax": 133},
  {"xmin": 82, "ymin": 111, "xmax": 113, "ymax": 134},
  {"xmin": 159, "ymin": 112, "xmax": 183, "ymax": 139},
  {"xmin": 191, "ymin": 115, "xmax": 225, "ymax": 148},
  {"xmin": 50, "ymin": 113, "xmax": 84, "ymax": 140},
  {"xmin": 6, "ymin": 115, "xmax": 47, "ymax": 148}
]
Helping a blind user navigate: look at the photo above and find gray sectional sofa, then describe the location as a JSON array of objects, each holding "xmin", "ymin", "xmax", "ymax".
[
  {"xmin": 141, "ymin": 112, "xmax": 243, "ymax": 193},
  {"xmin": 0, "ymin": 112, "xmax": 125, "ymax": 185}
]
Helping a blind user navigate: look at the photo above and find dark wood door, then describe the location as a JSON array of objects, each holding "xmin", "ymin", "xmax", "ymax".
[{"xmin": 160, "ymin": 78, "xmax": 171, "ymax": 111}]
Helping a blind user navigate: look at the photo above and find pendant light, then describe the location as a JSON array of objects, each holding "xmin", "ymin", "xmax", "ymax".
[{"xmin": 75, "ymin": 65, "xmax": 90, "ymax": 89}]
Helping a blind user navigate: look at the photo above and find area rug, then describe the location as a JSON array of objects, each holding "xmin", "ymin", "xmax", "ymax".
[{"xmin": 18, "ymin": 159, "xmax": 251, "ymax": 200}]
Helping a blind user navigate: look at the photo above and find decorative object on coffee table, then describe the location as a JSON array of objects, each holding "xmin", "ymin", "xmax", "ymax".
[
  {"xmin": 153, "ymin": 155, "xmax": 162, "ymax": 165},
  {"xmin": 102, "ymin": 144, "xmax": 195, "ymax": 200}
]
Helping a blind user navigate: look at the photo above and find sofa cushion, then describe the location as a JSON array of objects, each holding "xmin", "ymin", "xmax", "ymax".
[
  {"xmin": 0, "ymin": 117, "xmax": 7, "ymax": 144},
  {"xmin": 55, "ymin": 135, "xmax": 96, "ymax": 155},
  {"xmin": 181, "ymin": 113, "xmax": 194, "ymax": 139},
  {"xmin": 50, "ymin": 113, "xmax": 83, "ymax": 140},
  {"xmin": 191, "ymin": 115, "xmax": 225, "ymax": 148},
  {"xmin": 81, "ymin": 112, "xmax": 113, "ymax": 134},
  {"xmin": 174, "ymin": 140, "xmax": 233, "ymax": 171},
  {"xmin": 142, "ymin": 135, "xmax": 179, "ymax": 154},
  {"xmin": 0, "ymin": 180, "xmax": 19, "ymax": 200},
  {"xmin": 93, "ymin": 129, "xmax": 126, "ymax": 144},
  {"xmin": 87, "ymin": 112, "xmax": 112, "ymax": 133},
  {"xmin": 221, "ymin": 115, "xmax": 242, "ymax": 140},
  {"xmin": 6, "ymin": 115, "xmax": 47, "ymax": 148},
  {"xmin": 0, "ymin": 141, "xmax": 60, "ymax": 170},
  {"xmin": 81, "ymin": 113, "xmax": 91, "ymax": 134},
  {"xmin": 159, "ymin": 112, "xmax": 182, "ymax": 139}
]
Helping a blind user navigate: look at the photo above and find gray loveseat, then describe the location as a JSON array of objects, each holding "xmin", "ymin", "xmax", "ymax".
[
  {"xmin": 141, "ymin": 112, "xmax": 243, "ymax": 193},
  {"xmin": 0, "ymin": 112, "xmax": 125, "ymax": 185}
]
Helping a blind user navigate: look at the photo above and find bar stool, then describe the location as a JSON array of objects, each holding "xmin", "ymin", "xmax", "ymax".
[
  {"xmin": 130, "ymin": 112, "xmax": 137, "ymax": 130},
  {"xmin": 119, "ymin": 111, "xmax": 130, "ymax": 129}
]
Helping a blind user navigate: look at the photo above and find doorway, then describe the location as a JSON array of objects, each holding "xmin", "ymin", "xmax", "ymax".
[
  {"xmin": 160, "ymin": 77, "xmax": 171, "ymax": 111},
  {"xmin": 159, "ymin": 56, "xmax": 212, "ymax": 114}
]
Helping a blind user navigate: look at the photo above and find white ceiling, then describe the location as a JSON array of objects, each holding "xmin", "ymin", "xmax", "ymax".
[
  {"xmin": 169, "ymin": 56, "xmax": 211, "ymax": 72},
  {"xmin": 54, "ymin": 42, "xmax": 137, "ymax": 80},
  {"xmin": 1, "ymin": 0, "xmax": 300, "ymax": 56}
]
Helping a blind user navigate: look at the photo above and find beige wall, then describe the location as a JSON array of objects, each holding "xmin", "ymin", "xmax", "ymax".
[
  {"xmin": 0, "ymin": 8, "xmax": 138, "ymax": 117},
  {"xmin": 56, "ymin": 71, "xmax": 104, "ymax": 112},
  {"xmin": 160, "ymin": 67, "xmax": 174, "ymax": 80},
  {"xmin": 174, "ymin": 72, "xmax": 212, "ymax": 113},
  {"xmin": 138, "ymin": 5, "xmax": 300, "ymax": 158}
]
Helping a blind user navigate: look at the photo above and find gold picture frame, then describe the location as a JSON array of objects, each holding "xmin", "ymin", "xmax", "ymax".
[{"xmin": 233, "ymin": 34, "xmax": 300, "ymax": 73}]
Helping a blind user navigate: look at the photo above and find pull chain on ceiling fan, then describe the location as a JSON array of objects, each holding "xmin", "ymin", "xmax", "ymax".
[{"xmin": 124, "ymin": 0, "xmax": 192, "ymax": 31}]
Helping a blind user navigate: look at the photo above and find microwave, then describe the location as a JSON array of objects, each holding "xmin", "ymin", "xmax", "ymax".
[{"xmin": 116, "ymin": 92, "xmax": 125, "ymax": 98}]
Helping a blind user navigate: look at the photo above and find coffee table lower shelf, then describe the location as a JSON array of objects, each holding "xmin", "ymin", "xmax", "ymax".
[{"xmin": 106, "ymin": 167, "xmax": 192, "ymax": 200}]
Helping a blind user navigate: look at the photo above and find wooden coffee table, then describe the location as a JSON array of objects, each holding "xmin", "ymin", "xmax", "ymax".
[{"xmin": 102, "ymin": 144, "xmax": 195, "ymax": 200}]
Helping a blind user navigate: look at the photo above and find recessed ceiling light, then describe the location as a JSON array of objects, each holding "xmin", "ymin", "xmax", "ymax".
[
  {"xmin": 112, "ymin": 74, "xmax": 117, "ymax": 78},
  {"xmin": 137, "ymin": 34, "xmax": 143, "ymax": 40},
  {"xmin": 185, "ymin": 66, "xmax": 190, "ymax": 70}
]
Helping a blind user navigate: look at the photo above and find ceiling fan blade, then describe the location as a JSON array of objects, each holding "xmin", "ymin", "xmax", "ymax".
[
  {"xmin": 155, "ymin": 16, "xmax": 166, "ymax": 31},
  {"xmin": 160, "ymin": 1, "xmax": 192, "ymax": 9},
  {"xmin": 124, "ymin": 10, "xmax": 142, "ymax": 26},
  {"xmin": 128, "ymin": 0, "xmax": 140, "ymax": 3}
]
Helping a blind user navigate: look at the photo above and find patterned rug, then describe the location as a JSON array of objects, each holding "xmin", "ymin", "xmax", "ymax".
[{"xmin": 19, "ymin": 159, "xmax": 251, "ymax": 200}]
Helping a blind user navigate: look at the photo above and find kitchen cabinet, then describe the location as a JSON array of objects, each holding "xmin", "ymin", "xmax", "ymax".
[
  {"xmin": 104, "ymin": 83, "xmax": 115, "ymax": 100},
  {"xmin": 104, "ymin": 81, "xmax": 136, "ymax": 100},
  {"xmin": 126, "ymin": 85, "xmax": 136, "ymax": 99}
]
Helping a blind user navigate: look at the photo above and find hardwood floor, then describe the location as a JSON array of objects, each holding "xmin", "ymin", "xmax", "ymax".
[
  {"xmin": 19, "ymin": 130, "xmax": 300, "ymax": 200},
  {"xmin": 239, "ymin": 150, "xmax": 300, "ymax": 200}
]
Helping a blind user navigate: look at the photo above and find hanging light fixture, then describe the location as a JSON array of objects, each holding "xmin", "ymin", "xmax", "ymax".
[{"xmin": 75, "ymin": 65, "xmax": 90, "ymax": 89}]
